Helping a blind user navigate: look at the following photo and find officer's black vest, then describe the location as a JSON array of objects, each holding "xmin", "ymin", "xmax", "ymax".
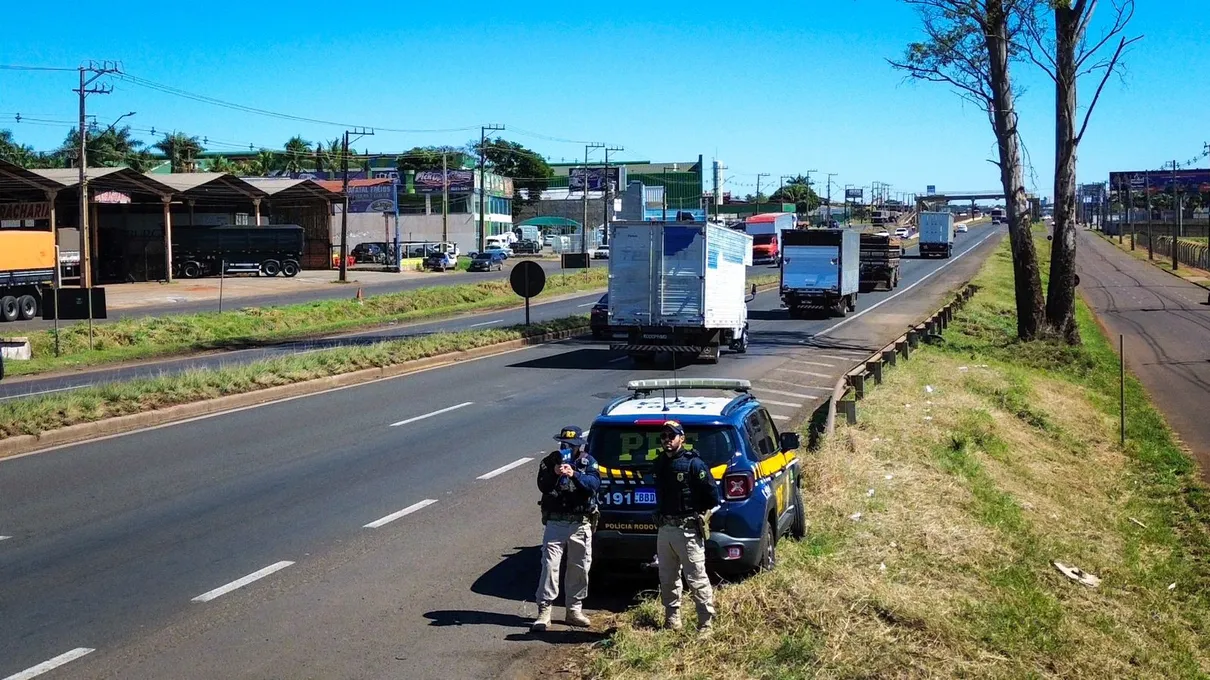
[{"xmin": 655, "ymin": 449, "xmax": 700, "ymax": 516}]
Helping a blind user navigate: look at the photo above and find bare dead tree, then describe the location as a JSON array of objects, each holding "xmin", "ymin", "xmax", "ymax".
[
  {"xmin": 1026, "ymin": 0, "xmax": 1142, "ymax": 344},
  {"xmin": 890, "ymin": 0, "xmax": 1046, "ymax": 340}
]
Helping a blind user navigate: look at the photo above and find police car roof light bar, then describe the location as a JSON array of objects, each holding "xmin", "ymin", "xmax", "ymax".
[{"xmin": 626, "ymin": 379, "xmax": 752, "ymax": 393}]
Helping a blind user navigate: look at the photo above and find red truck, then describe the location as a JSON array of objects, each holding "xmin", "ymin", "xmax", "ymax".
[{"xmin": 744, "ymin": 213, "xmax": 797, "ymax": 266}]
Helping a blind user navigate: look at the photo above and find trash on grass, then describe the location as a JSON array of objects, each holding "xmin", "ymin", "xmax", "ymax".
[{"xmin": 1053, "ymin": 561, "xmax": 1101, "ymax": 587}]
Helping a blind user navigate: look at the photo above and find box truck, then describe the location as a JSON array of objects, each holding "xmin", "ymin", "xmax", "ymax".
[
  {"xmin": 172, "ymin": 226, "xmax": 305, "ymax": 278},
  {"xmin": 780, "ymin": 229, "xmax": 860, "ymax": 317},
  {"xmin": 744, "ymin": 213, "xmax": 797, "ymax": 265},
  {"xmin": 918, "ymin": 212, "xmax": 955, "ymax": 258},
  {"xmin": 608, "ymin": 221, "xmax": 754, "ymax": 364}
]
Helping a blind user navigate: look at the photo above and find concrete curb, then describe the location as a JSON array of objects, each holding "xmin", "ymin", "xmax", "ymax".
[{"xmin": 0, "ymin": 326, "xmax": 588, "ymax": 460}]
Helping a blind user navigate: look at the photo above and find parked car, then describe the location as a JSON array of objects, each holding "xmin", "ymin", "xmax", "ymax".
[
  {"xmin": 425, "ymin": 252, "xmax": 458, "ymax": 272},
  {"xmin": 468, "ymin": 251, "xmax": 505, "ymax": 272},
  {"xmin": 589, "ymin": 379, "xmax": 804, "ymax": 576},
  {"xmin": 352, "ymin": 242, "xmax": 390, "ymax": 264},
  {"xmin": 894, "ymin": 227, "xmax": 910, "ymax": 239},
  {"xmin": 590, "ymin": 293, "xmax": 609, "ymax": 339},
  {"xmin": 591, "ymin": 244, "xmax": 610, "ymax": 259},
  {"xmin": 484, "ymin": 243, "xmax": 511, "ymax": 259}
]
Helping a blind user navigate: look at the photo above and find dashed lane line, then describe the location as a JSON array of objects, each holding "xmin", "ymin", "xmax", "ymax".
[
  {"xmin": 191, "ymin": 561, "xmax": 295, "ymax": 603},
  {"xmin": 758, "ymin": 399, "xmax": 803, "ymax": 408},
  {"xmin": 757, "ymin": 388, "xmax": 821, "ymax": 400},
  {"xmin": 2, "ymin": 648, "xmax": 96, "ymax": 680},
  {"xmin": 780, "ymin": 369, "xmax": 832, "ymax": 379},
  {"xmin": 389, "ymin": 402, "xmax": 474, "ymax": 427},
  {"xmin": 364, "ymin": 499, "xmax": 439, "ymax": 529},
  {"xmin": 477, "ymin": 457, "xmax": 534, "ymax": 480}
]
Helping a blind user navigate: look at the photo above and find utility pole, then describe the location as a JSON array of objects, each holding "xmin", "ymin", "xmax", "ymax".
[
  {"xmin": 826, "ymin": 173, "xmax": 837, "ymax": 225},
  {"xmin": 1172, "ymin": 160, "xmax": 1180, "ymax": 270},
  {"xmin": 582, "ymin": 143, "xmax": 604, "ymax": 252},
  {"xmin": 339, "ymin": 127, "xmax": 374, "ymax": 283},
  {"xmin": 442, "ymin": 151, "xmax": 449, "ymax": 245},
  {"xmin": 478, "ymin": 124, "xmax": 505, "ymax": 253},
  {"xmin": 755, "ymin": 173, "xmax": 770, "ymax": 215},
  {"xmin": 662, "ymin": 166, "xmax": 669, "ymax": 221},
  {"xmin": 75, "ymin": 61, "xmax": 119, "ymax": 350},
  {"xmin": 603, "ymin": 145, "xmax": 623, "ymax": 245},
  {"xmin": 803, "ymin": 169, "xmax": 817, "ymax": 223}
]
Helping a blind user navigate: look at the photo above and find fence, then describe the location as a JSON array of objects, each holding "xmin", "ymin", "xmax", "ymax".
[{"xmin": 1134, "ymin": 232, "xmax": 1210, "ymax": 271}]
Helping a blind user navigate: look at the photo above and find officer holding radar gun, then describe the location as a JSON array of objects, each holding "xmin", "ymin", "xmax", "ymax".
[
  {"xmin": 653, "ymin": 419, "xmax": 720, "ymax": 635},
  {"xmin": 531, "ymin": 425, "xmax": 600, "ymax": 632}
]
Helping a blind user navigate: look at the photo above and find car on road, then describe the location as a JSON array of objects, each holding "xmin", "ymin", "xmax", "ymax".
[
  {"xmin": 591, "ymin": 244, "xmax": 610, "ymax": 260},
  {"xmin": 468, "ymin": 251, "xmax": 505, "ymax": 272},
  {"xmin": 425, "ymin": 252, "xmax": 458, "ymax": 272},
  {"xmin": 484, "ymin": 243, "xmax": 511, "ymax": 259},
  {"xmin": 956, "ymin": 224, "xmax": 969, "ymax": 233},
  {"xmin": 590, "ymin": 293, "xmax": 609, "ymax": 339},
  {"xmin": 874, "ymin": 230, "xmax": 890, "ymax": 238},
  {"xmin": 590, "ymin": 378, "xmax": 805, "ymax": 577},
  {"xmin": 894, "ymin": 227, "xmax": 910, "ymax": 239}
]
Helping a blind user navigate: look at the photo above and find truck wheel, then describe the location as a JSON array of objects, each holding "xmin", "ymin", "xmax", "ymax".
[
  {"xmin": 848, "ymin": 295, "xmax": 856, "ymax": 312},
  {"xmin": 0, "ymin": 296, "xmax": 18, "ymax": 322},
  {"xmin": 833, "ymin": 300, "xmax": 847, "ymax": 318},
  {"xmin": 17, "ymin": 295, "xmax": 38, "ymax": 321},
  {"xmin": 281, "ymin": 260, "xmax": 300, "ymax": 277},
  {"xmin": 734, "ymin": 329, "xmax": 749, "ymax": 354},
  {"xmin": 182, "ymin": 262, "xmax": 201, "ymax": 279},
  {"xmin": 262, "ymin": 260, "xmax": 282, "ymax": 277}
]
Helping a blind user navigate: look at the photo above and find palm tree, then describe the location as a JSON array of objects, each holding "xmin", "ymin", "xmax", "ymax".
[
  {"xmin": 152, "ymin": 132, "xmax": 205, "ymax": 173},
  {"xmin": 208, "ymin": 155, "xmax": 238, "ymax": 174},
  {"xmin": 282, "ymin": 135, "xmax": 311, "ymax": 174}
]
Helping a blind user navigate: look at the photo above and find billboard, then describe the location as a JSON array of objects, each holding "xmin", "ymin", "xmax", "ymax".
[
  {"xmin": 1108, "ymin": 169, "xmax": 1210, "ymax": 194},
  {"xmin": 569, "ymin": 167, "xmax": 623, "ymax": 192},
  {"xmin": 845, "ymin": 188, "xmax": 863, "ymax": 199},
  {"xmin": 926, "ymin": 185, "xmax": 936, "ymax": 195},
  {"xmin": 414, "ymin": 169, "xmax": 475, "ymax": 194},
  {"xmin": 347, "ymin": 182, "xmax": 397, "ymax": 213}
]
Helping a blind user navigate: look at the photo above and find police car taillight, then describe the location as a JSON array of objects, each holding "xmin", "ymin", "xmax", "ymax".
[{"xmin": 723, "ymin": 472, "xmax": 754, "ymax": 500}]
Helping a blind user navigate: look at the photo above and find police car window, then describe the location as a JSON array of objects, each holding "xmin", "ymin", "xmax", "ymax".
[
  {"xmin": 746, "ymin": 411, "xmax": 777, "ymax": 459},
  {"xmin": 589, "ymin": 426, "xmax": 738, "ymax": 468}
]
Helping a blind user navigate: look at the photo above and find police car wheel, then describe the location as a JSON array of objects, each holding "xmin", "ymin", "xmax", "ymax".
[
  {"xmin": 790, "ymin": 484, "xmax": 807, "ymax": 540},
  {"xmin": 756, "ymin": 520, "xmax": 776, "ymax": 572}
]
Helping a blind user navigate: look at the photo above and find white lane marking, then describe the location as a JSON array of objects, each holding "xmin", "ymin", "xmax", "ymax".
[
  {"xmin": 793, "ymin": 361, "xmax": 836, "ymax": 368},
  {"xmin": 759, "ymin": 388, "xmax": 820, "ymax": 400},
  {"xmin": 477, "ymin": 456, "xmax": 534, "ymax": 480},
  {"xmin": 469, "ymin": 319, "xmax": 503, "ymax": 328},
  {"xmin": 364, "ymin": 499, "xmax": 439, "ymax": 529},
  {"xmin": 817, "ymin": 230, "xmax": 998, "ymax": 339},
  {"xmin": 0, "ymin": 535, "xmax": 10, "ymax": 541},
  {"xmin": 3, "ymin": 648, "xmax": 96, "ymax": 680},
  {"xmin": 782, "ymin": 370, "xmax": 831, "ymax": 379},
  {"xmin": 812, "ymin": 354, "xmax": 860, "ymax": 362},
  {"xmin": 2, "ymin": 344, "xmax": 545, "ymax": 463},
  {"xmin": 191, "ymin": 561, "xmax": 294, "ymax": 603},
  {"xmin": 390, "ymin": 402, "xmax": 474, "ymax": 427},
  {"xmin": 759, "ymin": 399, "xmax": 803, "ymax": 408},
  {"xmin": 577, "ymin": 301, "xmax": 597, "ymax": 307},
  {"xmin": 771, "ymin": 414, "xmax": 791, "ymax": 421},
  {"xmin": 0, "ymin": 385, "xmax": 90, "ymax": 402}
]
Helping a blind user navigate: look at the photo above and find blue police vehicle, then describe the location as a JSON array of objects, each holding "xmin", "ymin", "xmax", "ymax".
[{"xmin": 588, "ymin": 378, "xmax": 805, "ymax": 575}]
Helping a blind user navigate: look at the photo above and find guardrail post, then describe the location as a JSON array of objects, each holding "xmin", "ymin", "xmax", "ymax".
[
  {"xmin": 868, "ymin": 359, "xmax": 883, "ymax": 385},
  {"xmin": 906, "ymin": 329, "xmax": 919, "ymax": 351},
  {"xmin": 848, "ymin": 371, "xmax": 866, "ymax": 399},
  {"xmin": 883, "ymin": 348, "xmax": 897, "ymax": 367},
  {"xmin": 841, "ymin": 398, "xmax": 857, "ymax": 425}
]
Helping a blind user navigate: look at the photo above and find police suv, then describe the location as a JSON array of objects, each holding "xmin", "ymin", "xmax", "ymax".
[{"xmin": 588, "ymin": 378, "xmax": 806, "ymax": 575}]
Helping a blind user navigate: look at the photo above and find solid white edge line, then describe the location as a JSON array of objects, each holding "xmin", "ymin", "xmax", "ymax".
[
  {"xmin": 364, "ymin": 499, "xmax": 439, "ymax": 529},
  {"xmin": 191, "ymin": 561, "xmax": 294, "ymax": 603},
  {"xmin": 477, "ymin": 456, "xmax": 534, "ymax": 480},
  {"xmin": 0, "ymin": 536, "xmax": 10, "ymax": 541},
  {"xmin": 468, "ymin": 319, "xmax": 503, "ymax": 328},
  {"xmin": 389, "ymin": 402, "xmax": 474, "ymax": 427},
  {"xmin": 2, "ymin": 648, "xmax": 96, "ymax": 680},
  {"xmin": 577, "ymin": 301, "xmax": 596, "ymax": 307},
  {"xmin": 1, "ymin": 344, "xmax": 545, "ymax": 463},
  {"xmin": 815, "ymin": 230, "xmax": 998, "ymax": 339},
  {"xmin": 0, "ymin": 385, "xmax": 89, "ymax": 402}
]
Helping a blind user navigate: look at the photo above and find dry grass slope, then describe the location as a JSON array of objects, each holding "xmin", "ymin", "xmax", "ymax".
[{"xmin": 588, "ymin": 240, "xmax": 1210, "ymax": 679}]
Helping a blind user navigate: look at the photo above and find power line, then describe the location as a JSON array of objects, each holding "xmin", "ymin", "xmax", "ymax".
[{"xmin": 0, "ymin": 64, "xmax": 77, "ymax": 72}]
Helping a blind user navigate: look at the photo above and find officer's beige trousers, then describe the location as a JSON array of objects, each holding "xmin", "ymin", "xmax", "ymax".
[
  {"xmin": 657, "ymin": 524, "xmax": 715, "ymax": 620},
  {"xmin": 536, "ymin": 519, "xmax": 592, "ymax": 607}
]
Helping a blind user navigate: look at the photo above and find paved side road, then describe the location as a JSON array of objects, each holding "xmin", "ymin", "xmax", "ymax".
[{"xmin": 1077, "ymin": 230, "xmax": 1210, "ymax": 481}]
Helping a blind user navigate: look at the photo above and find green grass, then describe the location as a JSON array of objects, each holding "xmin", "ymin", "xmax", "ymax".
[
  {"xmin": 11, "ymin": 268, "xmax": 610, "ymax": 377},
  {"xmin": 587, "ymin": 234, "xmax": 1210, "ymax": 679},
  {"xmin": 0, "ymin": 317, "xmax": 587, "ymax": 441}
]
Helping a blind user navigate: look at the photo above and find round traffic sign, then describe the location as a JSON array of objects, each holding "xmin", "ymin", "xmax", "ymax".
[{"xmin": 510, "ymin": 260, "xmax": 547, "ymax": 298}]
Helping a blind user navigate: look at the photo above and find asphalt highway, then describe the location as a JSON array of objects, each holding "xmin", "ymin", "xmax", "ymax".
[{"xmin": 0, "ymin": 224, "xmax": 1005, "ymax": 680}]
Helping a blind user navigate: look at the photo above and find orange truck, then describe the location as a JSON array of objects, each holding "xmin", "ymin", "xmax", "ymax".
[{"xmin": 0, "ymin": 227, "xmax": 56, "ymax": 322}]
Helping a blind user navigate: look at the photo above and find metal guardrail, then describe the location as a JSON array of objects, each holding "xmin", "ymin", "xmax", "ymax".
[{"xmin": 806, "ymin": 283, "xmax": 980, "ymax": 442}]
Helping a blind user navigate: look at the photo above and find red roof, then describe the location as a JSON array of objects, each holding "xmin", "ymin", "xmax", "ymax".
[{"xmin": 746, "ymin": 213, "xmax": 790, "ymax": 223}]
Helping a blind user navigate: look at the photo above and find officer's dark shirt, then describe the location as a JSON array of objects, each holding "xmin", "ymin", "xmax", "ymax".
[
  {"xmin": 653, "ymin": 447, "xmax": 720, "ymax": 516},
  {"xmin": 537, "ymin": 450, "xmax": 601, "ymax": 515}
]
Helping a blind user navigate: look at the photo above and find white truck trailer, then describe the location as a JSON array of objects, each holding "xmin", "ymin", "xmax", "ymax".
[
  {"xmin": 608, "ymin": 221, "xmax": 754, "ymax": 364},
  {"xmin": 918, "ymin": 211, "xmax": 955, "ymax": 258},
  {"xmin": 780, "ymin": 228, "xmax": 861, "ymax": 317}
]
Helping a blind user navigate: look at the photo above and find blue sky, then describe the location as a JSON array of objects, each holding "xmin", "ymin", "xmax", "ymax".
[{"xmin": 1, "ymin": 0, "xmax": 1206, "ymax": 200}]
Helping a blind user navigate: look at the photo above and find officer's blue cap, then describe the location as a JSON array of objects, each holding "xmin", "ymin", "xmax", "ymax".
[{"xmin": 554, "ymin": 425, "xmax": 586, "ymax": 446}]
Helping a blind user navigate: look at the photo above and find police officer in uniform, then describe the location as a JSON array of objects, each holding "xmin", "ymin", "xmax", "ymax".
[
  {"xmin": 653, "ymin": 419, "xmax": 719, "ymax": 634},
  {"xmin": 531, "ymin": 425, "xmax": 601, "ymax": 632}
]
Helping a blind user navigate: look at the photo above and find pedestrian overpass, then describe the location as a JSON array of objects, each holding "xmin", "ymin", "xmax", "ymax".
[{"xmin": 915, "ymin": 190, "xmax": 1006, "ymax": 212}]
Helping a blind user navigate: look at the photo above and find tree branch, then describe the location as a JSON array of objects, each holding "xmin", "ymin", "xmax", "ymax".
[{"xmin": 1075, "ymin": 33, "xmax": 1142, "ymax": 144}]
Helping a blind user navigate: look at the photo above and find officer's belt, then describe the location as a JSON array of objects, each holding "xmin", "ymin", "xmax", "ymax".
[
  {"xmin": 547, "ymin": 512, "xmax": 592, "ymax": 523},
  {"xmin": 660, "ymin": 513, "xmax": 699, "ymax": 527}
]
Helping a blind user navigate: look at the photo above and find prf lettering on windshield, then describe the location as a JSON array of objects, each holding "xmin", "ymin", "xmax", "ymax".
[{"xmin": 617, "ymin": 432, "xmax": 699, "ymax": 462}]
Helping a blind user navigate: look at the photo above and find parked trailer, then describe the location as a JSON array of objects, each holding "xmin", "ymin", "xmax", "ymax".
[
  {"xmin": 172, "ymin": 226, "xmax": 305, "ymax": 279},
  {"xmin": 780, "ymin": 229, "xmax": 861, "ymax": 318},
  {"xmin": 608, "ymin": 220, "xmax": 754, "ymax": 364},
  {"xmin": 918, "ymin": 212, "xmax": 955, "ymax": 258},
  {"xmin": 858, "ymin": 233, "xmax": 902, "ymax": 291},
  {"xmin": 0, "ymin": 228, "xmax": 55, "ymax": 322}
]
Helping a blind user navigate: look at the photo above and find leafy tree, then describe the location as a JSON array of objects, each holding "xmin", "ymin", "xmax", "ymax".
[
  {"xmin": 891, "ymin": 0, "xmax": 1046, "ymax": 340},
  {"xmin": 469, "ymin": 137, "xmax": 553, "ymax": 217},
  {"xmin": 282, "ymin": 136, "xmax": 312, "ymax": 174},
  {"xmin": 56, "ymin": 125, "xmax": 150, "ymax": 169},
  {"xmin": 395, "ymin": 145, "xmax": 472, "ymax": 173},
  {"xmin": 208, "ymin": 155, "xmax": 238, "ymax": 174},
  {"xmin": 152, "ymin": 132, "xmax": 205, "ymax": 173},
  {"xmin": 771, "ymin": 175, "xmax": 822, "ymax": 213},
  {"xmin": 1025, "ymin": 0, "xmax": 1140, "ymax": 344},
  {"xmin": 0, "ymin": 129, "xmax": 39, "ymax": 167}
]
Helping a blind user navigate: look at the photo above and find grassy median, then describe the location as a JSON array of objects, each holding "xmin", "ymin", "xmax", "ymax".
[
  {"xmin": 12, "ymin": 268, "xmax": 610, "ymax": 377},
  {"xmin": 589, "ymin": 240, "xmax": 1210, "ymax": 678},
  {"xmin": 0, "ymin": 317, "xmax": 587, "ymax": 440}
]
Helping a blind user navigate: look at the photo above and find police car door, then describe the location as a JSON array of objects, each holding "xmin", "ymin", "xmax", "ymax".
[{"xmin": 745, "ymin": 408, "xmax": 793, "ymax": 534}]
